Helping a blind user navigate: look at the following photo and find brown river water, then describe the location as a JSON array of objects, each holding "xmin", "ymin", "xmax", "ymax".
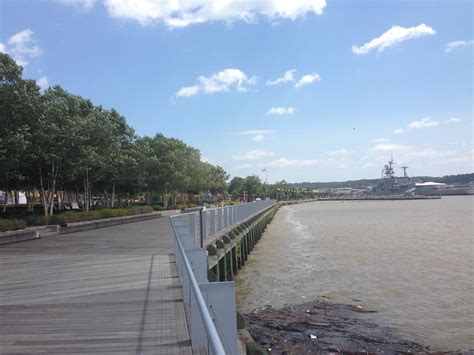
[{"xmin": 235, "ymin": 196, "xmax": 474, "ymax": 350}]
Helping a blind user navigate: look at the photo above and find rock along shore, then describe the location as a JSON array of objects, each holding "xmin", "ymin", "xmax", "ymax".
[{"xmin": 244, "ymin": 300, "xmax": 465, "ymax": 354}]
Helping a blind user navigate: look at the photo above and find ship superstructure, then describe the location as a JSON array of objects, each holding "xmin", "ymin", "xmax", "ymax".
[{"xmin": 372, "ymin": 156, "xmax": 413, "ymax": 195}]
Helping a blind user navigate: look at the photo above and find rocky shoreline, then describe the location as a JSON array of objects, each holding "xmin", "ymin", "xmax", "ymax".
[{"xmin": 244, "ymin": 300, "xmax": 463, "ymax": 354}]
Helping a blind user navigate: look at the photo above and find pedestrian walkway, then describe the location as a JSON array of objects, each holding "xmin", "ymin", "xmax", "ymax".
[{"xmin": 0, "ymin": 217, "xmax": 191, "ymax": 354}]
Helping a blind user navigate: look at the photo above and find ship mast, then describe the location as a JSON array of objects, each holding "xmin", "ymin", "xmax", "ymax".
[{"xmin": 400, "ymin": 166, "xmax": 409, "ymax": 178}]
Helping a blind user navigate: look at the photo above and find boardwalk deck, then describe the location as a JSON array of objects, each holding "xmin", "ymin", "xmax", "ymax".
[{"xmin": 0, "ymin": 217, "xmax": 192, "ymax": 354}]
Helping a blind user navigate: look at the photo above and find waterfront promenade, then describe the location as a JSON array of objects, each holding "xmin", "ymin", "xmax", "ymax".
[{"xmin": 0, "ymin": 216, "xmax": 191, "ymax": 354}]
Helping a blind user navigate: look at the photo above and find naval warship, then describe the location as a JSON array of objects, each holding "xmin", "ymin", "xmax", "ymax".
[{"xmin": 372, "ymin": 156, "xmax": 413, "ymax": 195}]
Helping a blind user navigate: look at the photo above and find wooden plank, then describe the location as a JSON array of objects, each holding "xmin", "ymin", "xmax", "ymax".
[{"xmin": 0, "ymin": 217, "xmax": 192, "ymax": 354}]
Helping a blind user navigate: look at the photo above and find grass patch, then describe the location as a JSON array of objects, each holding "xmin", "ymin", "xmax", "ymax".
[{"xmin": 0, "ymin": 219, "xmax": 27, "ymax": 233}]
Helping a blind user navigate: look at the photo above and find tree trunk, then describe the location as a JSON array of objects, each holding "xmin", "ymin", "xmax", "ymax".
[
  {"xmin": 2, "ymin": 190, "xmax": 7, "ymax": 212},
  {"xmin": 49, "ymin": 163, "xmax": 56, "ymax": 216},
  {"xmin": 39, "ymin": 168, "xmax": 49, "ymax": 216},
  {"xmin": 163, "ymin": 190, "xmax": 168, "ymax": 209},
  {"xmin": 83, "ymin": 170, "xmax": 89, "ymax": 212},
  {"xmin": 111, "ymin": 184, "xmax": 115, "ymax": 208}
]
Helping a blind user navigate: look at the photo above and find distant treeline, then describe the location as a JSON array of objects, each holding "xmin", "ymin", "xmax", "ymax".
[
  {"xmin": 0, "ymin": 53, "xmax": 228, "ymax": 216},
  {"xmin": 288, "ymin": 173, "xmax": 474, "ymax": 189}
]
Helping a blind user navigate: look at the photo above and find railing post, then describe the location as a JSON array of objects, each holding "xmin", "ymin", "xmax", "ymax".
[
  {"xmin": 210, "ymin": 209, "xmax": 216, "ymax": 235},
  {"xmin": 189, "ymin": 213, "xmax": 196, "ymax": 240},
  {"xmin": 200, "ymin": 209, "xmax": 207, "ymax": 246},
  {"xmin": 223, "ymin": 207, "xmax": 228, "ymax": 228},
  {"xmin": 217, "ymin": 208, "xmax": 223, "ymax": 232}
]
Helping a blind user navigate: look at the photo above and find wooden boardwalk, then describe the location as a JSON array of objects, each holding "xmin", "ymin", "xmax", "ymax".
[{"xmin": 0, "ymin": 217, "xmax": 192, "ymax": 354}]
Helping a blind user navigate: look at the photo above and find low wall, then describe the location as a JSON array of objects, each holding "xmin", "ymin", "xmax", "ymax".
[
  {"xmin": 60, "ymin": 212, "xmax": 162, "ymax": 234},
  {"xmin": 0, "ymin": 229, "xmax": 39, "ymax": 245}
]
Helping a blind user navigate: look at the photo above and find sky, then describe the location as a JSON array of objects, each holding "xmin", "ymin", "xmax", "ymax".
[{"xmin": 1, "ymin": 0, "xmax": 472, "ymax": 183}]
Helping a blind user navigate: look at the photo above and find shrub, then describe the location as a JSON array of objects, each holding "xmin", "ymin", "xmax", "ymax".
[
  {"xmin": 0, "ymin": 219, "xmax": 27, "ymax": 232},
  {"xmin": 33, "ymin": 206, "xmax": 154, "ymax": 226}
]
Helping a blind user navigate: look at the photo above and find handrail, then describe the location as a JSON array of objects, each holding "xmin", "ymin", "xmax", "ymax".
[
  {"xmin": 170, "ymin": 219, "xmax": 227, "ymax": 355},
  {"xmin": 170, "ymin": 199, "xmax": 277, "ymax": 354}
]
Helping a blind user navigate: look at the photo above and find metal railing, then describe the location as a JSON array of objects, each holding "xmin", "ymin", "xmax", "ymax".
[{"xmin": 170, "ymin": 200, "xmax": 277, "ymax": 355}]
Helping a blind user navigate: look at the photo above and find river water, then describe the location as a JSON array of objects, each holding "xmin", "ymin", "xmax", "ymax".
[{"xmin": 235, "ymin": 196, "xmax": 474, "ymax": 350}]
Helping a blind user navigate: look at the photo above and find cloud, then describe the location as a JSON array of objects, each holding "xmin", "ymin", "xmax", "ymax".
[
  {"xmin": 56, "ymin": 0, "xmax": 96, "ymax": 10},
  {"xmin": 252, "ymin": 134, "xmax": 265, "ymax": 142},
  {"xmin": 235, "ymin": 130, "xmax": 274, "ymax": 142},
  {"xmin": 327, "ymin": 148, "xmax": 354, "ymax": 156},
  {"xmin": 294, "ymin": 73, "xmax": 320, "ymax": 88},
  {"xmin": 407, "ymin": 117, "xmax": 438, "ymax": 129},
  {"xmin": 175, "ymin": 85, "xmax": 199, "ymax": 97},
  {"xmin": 445, "ymin": 40, "xmax": 473, "ymax": 53},
  {"xmin": 266, "ymin": 106, "xmax": 295, "ymax": 115},
  {"xmin": 236, "ymin": 130, "xmax": 274, "ymax": 135},
  {"xmin": 266, "ymin": 69, "xmax": 321, "ymax": 88},
  {"xmin": 393, "ymin": 128, "xmax": 404, "ymax": 134},
  {"xmin": 404, "ymin": 149, "xmax": 456, "ymax": 159},
  {"xmin": 268, "ymin": 158, "xmax": 319, "ymax": 167},
  {"xmin": 372, "ymin": 137, "xmax": 390, "ymax": 143},
  {"xmin": 101, "ymin": 0, "xmax": 326, "ymax": 27},
  {"xmin": 266, "ymin": 69, "xmax": 296, "ymax": 86},
  {"xmin": 232, "ymin": 149, "xmax": 275, "ymax": 161},
  {"xmin": 352, "ymin": 24, "xmax": 436, "ymax": 55},
  {"xmin": 175, "ymin": 68, "xmax": 256, "ymax": 98},
  {"xmin": 235, "ymin": 157, "xmax": 319, "ymax": 169},
  {"xmin": 370, "ymin": 144, "xmax": 413, "ymax": 153},
  {"xmin": 446, "ymin": 117, "xmax": 462, "ymax": 124},
  {"xmin": 36, "ymin": 76, "xmax": 49, "ymax": 90},
  {"xmin": 3, "ymin": 28, "xmax": 42, "ymax": 66}
]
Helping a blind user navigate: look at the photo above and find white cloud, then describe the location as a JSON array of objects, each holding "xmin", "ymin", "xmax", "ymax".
[
  {"xmin": 252, "ymin": 134, "xmax": 265, "ymax": 142},
  {"xmin": 266, "ymin": 106, "xmax": 295, "ymax": 115},
  {"xmin": 237, "ymin": 130, "xmax": 274, "ymax": 136},
  {"xmin": 372, "ymin": 137, "xmax": 390, "ymax": 143},
  {"xmin": 393, "ymin": 128, "xmax": 404, "ymax": 134},
  {"xmin": 56, "ymin": 0, "xmax": 96, "ymax": 10},
  {"xmin": 268, "ymin": 158, "xmax": 319, "ymax": 167},
  {"xmin": 370, "ymin": 144, "xmax": 413, "ymax": 153},
  {"xmin": 4, "ymin": 28, "xmax": 42, "ymax": 67},
  {"xmin": 294, "ymin": 73, "xmax": 320, "ymax": 88},
  {"xmin": 236, "ymin": 163, "xmax": 255, "ymax": 169},
  {"xmin": 445, "ymin": 40, "xmax": 473, "ymax": 53},
  {"xmin": 175, "ymin": 85, "xmax": 199, "ymax": 97},
  {"xmin": 352, "ymin": 24, "xmax": 436, "ymax": 55},
  {"xmin": 101, "ymin": 0, "xmax": 326, "ymax": 27},
  {"xmin": 175, "ymin": 68, "xmax": 256, "ymax": 98},
  {"xmin": 327, "ymin": 148, "xmax": 353, "ymax": 156},
  {"xmin": 235, "ymin": 130, "xmax": 274, "ymax": 142},
  {"xmin": 235, "ymin": 157, "xmax": 319, "ymax": 169},
  {"xmin": 36, "ymin": 76, "xmax": 49, "ymax": 90},
  {"xmin": 266, "ymin": 69, "xmax": 296, "ymax": 86},
  {"xmin": 404, "ymin": 149, "xmax": 456, "ymax": 158},
  {"xmin": 446, "ymin": 117, "xmax": 462, "ymax": 124},
  {"xmin": 232, "ymin": 149, "xmax": 275, "ymax": 161},
  {"xmin": 407, "ymin": 117, "xmax": 438, "ymax": 129}
]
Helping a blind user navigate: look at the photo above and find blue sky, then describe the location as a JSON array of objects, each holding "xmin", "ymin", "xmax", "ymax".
[{"xmin": 1, "ymin": 0, "xmax": 472, "ymax": 182}]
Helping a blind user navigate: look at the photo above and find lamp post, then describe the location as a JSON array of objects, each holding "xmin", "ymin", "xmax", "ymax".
[{"xmin": 262, "ymin": 168, "xmax": 268, "ymax": 199}]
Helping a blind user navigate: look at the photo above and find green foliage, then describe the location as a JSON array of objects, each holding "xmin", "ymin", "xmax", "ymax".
[
  {"xmin": 0, "ymin": 52, "xmax": 229, "ymax": 215},
  {"xmin": 0, "ymin": 219, "xmax": 27, "ymax": 232},
  {"xmin": 35, "ymin": 206, "xmax": 153, "ymax": 226},
  {"xmin": 228, "ymin": 175, "xmax": 263, "ymax": 198}
]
